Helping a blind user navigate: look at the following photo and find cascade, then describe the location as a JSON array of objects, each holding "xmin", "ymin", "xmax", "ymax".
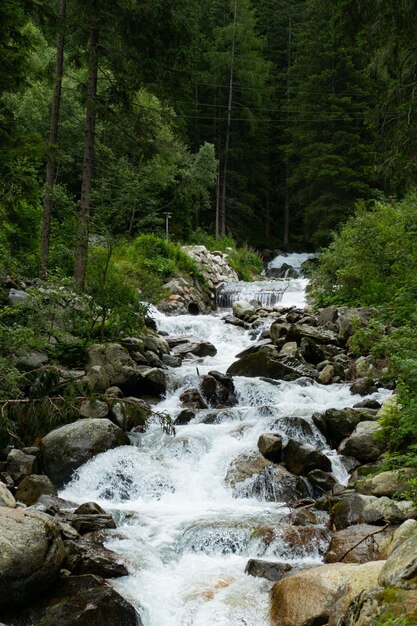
[
  {"xmin": 59, "ymin": 253, "xmax": 389, "ymax": 626},
  {"xmin": 216, "ymin": 280, "xmax": 287, "ymax": 308}
]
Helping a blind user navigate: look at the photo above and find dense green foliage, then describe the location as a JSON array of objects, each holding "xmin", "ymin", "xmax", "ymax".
[
  {"xmin": 311, "ymin": 191, "xmax": 417, "ymax": 473},
  {"xmin": 1, "ymin": 0, "xmax": 417, "ymax": 274}
]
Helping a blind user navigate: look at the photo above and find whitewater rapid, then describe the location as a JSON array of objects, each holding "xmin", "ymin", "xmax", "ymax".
[{"xmin": 60, "ymin": 258, "xmax": 389, "ymax": 626}]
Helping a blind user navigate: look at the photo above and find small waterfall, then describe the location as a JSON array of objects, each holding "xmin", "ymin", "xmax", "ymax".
[{"xmin": 216, "ymin": 280, "xmax": 288, "ymax": 308}]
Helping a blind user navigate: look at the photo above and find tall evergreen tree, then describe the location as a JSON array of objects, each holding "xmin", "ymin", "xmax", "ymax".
[{"xmin": 283, "ymin": 0, "xmax": 376, "ymax": 245}]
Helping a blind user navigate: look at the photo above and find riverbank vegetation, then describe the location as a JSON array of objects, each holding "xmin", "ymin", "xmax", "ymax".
[{"xmin": 310, "ymin": 191, "xmax": 417, "ymax": 482}]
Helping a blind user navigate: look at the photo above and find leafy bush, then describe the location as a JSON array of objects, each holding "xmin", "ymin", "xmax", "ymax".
[
  {"xmin": 113, "ymin": 234, "xmax": 206, "ymax": 301},
  {"xmin": 310, "ymin": 194, "xmax": 417, "ymax": 311},
  {"xmin": 188, "ymin": 228, "xmax": 263, "ymax": 280},
  {"xmin": 85, "ymin": 245, "xmax": 147, "ymax": 340},
  {"xmin": 227, "ymin": 246, "xmax": 263, "ymax": 281},
  {"xmin": 310, "ymin": 191, "xmax": 417, "ymax": 478}
]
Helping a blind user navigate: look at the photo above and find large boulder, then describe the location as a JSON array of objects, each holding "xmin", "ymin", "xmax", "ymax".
[
  {"xmin": 337, "ymin": 307, "xmax": 372, "ymax": 341},
  {"xmin": 338, "ymin": 421, "xmax": 384, "ymax": 462},
  {"xmin": 86, "ymin": 344, "xmax": 167, "ymax": 397},
  {"xmin": 258, "ymin": 433, "xmax": 283, "ymax": 463},
  {"xmin": 200, "ymin": 371, "xmax": 237, "ymax": 407},
  {"xmin": 325, "ymin": 523, "xmax": 395, "ymax": 564},
  {"xmin": 86, "ymin": 343, "xmax": 140, "ymax": 393},
  {"xmin": 330, "ymin": 493, "xmax": 378, "ymax": 530},
  {"xmin": 15, "ymin": 475, "xmax": 57, "ymax": 506},
  {"xmin": 225, "ymin": 453, "xmax": 311, "ymax": 504},
  {"xmin": 168, "ymin": 335, "xmax": 217, "ymax": 357},
  {"xmin": 282, "ymin": 440, "xmax": 331, "ymax": 476},
  {"xmin": 227, "ymin": 351, "xmax": 315, "ymax": 380},
  {"xmin": 330, "ymin": 492, "xmax": 416, "ymax": 528},
  {"xmin": 286, "ymin": 323, "xmax": 340, "ymax": 345},
  {"xmin": 232, "ymin": 301, "xmax": 257, "ymax": 321},
  {"xmin": 0, "ymin": 508, "xmax": 65, "ymax": 604},
  {"xmin": 358, "ymin": 468, "xmax": 416, "ymax": 498},
  {"xmin": 41, "ymin": 418, "xmax": 129, "ymax": 487},
  {"xmin": 0, "ymin": 482, "xmax": 15, "ymax": 508},
  {"xmin": 312, "ymin": 407, "xmax": 374, "ymax": 447},
  {"xmin": 63, "ymin": 540, "xmax": 128, "ymax": 578},
  {"xmin": 14, "ymin": 574, "xmax": 142, "ymax": 626},
  {"xmin": 337, "ymin": 587, "xmax": 417, "ymax": 626},
  {"xmin": 7, "ymin": 448, "xmax": 37, "ymax": 480},
  {"xmin": 270, "ymin": 561, "xmax": 384, "ymax": 626},
  {"xmin": 378, "ymin": 533, "xmax": 417, "ymax": 589}
]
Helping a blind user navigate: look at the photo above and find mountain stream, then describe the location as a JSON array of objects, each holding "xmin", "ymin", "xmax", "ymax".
[{"xmin": 60, "ymin": 254, "xmax": 389, "ymax": 626}]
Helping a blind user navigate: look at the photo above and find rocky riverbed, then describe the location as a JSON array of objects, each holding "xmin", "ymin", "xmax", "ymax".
[{"xmin": 1, "ymin": 255, "xmax": 417, "ymax": 626}]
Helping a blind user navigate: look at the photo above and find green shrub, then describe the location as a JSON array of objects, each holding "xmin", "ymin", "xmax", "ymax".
[
  {"xmin": 113, "ymin": 234, "xmax": 206, "ymax": 301},
  {"xmin": 227, "ymin": 246, "xmax": 263, "ymax": 281},
  {"xmin": 310, "ymin": 191, "xmax": 417, "ymax": 479}
]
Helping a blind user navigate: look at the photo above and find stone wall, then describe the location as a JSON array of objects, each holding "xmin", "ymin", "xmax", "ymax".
[{"xmin": 158, "ymin": 245, "xmax": 239, "ymax": 314}]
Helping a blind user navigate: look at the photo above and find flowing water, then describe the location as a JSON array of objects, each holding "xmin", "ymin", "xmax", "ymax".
[{"xmin": 60, "ymin": 255, "xmax": 389, "ymax": 626}]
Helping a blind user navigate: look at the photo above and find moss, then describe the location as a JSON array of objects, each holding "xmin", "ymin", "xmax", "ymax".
[{"xmin": 377, "ymin": 587, "xmax": 401, "ymax": 604}]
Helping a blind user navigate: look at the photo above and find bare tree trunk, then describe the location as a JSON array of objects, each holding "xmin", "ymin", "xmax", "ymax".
[
  {"xmin": 283, "ymin": 14, "xmax": 292, "ymax": 248},
  {"xmin": 215, "ymin": 169, "xmax": 220, "ymax": 238},
  {"xmin": 220, "ymin": 0, "xmax": 237, "ymax": 236},
  {"xmin": 74, "ymin": 8, "xmax": 99, "ymax": 291},
  {"xmin": 39, "ymin": 0, "xmax": 66, "ymax": 278}
]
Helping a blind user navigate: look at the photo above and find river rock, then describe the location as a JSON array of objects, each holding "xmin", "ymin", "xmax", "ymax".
[
  {"xmin": 109, "ymin": 396, "xmax": 152, "ymax": 431},
  {"xmin": 180, "ymin": 387, "xmax": 208, "ymax": 409},
  {"xmin": 270, "ymin": 321, "xmax": 290, "ymax": 344},
  {"xmin": 298, "ymin": 336, "xmax": 327, "ymax": 366},
  {"xmin": 245, "ymin": 559, "xmax": 292, "ymax": 582},
  {"xmin": 336, "ymin": 307, "xmax": 372, "ymax": 340},
  {"xmin": 337, "ymin": 587, "xmax": 417, "ymax": 626},
  {"xmin": 63, "ymin": 540, "xmax": 128, "ymax": 578},
  {"xmin": 307, "ymin": 469, "xmax": 339, "ymax": 493},
  {"xmin": 312, "ymin": 407, "xmax": 373, "ymax": 447},
  {"xmin": 270, "ymin": 561, "xmax": 383, "ymax": 626},
  {"xmin": 317, "ymin": 363, "xmax": 334, "ymax": 384},
  {"xmin": 0, "ymin": 482, "xmax": 15, "ymax": 507},
  {"xmin": 225, "ymin": 453, "xmax": 311, "ymax": 504},
  {"xmin": 257, "ymin": 433, "xmax": 283, "ymax": 463},
  {"xmin": 330, "ymin": 493, "xmax": 379, "ymax": 530},
  {"xmin": 283, "ymin": 440, "xmax": 331, "ymax": 476},
  {"xmin": 41, "ymin": 418, "xmax": 129, "ymax": 487},
  {"xmin": 174, "ymin": 409, "xmax": 196, "ymax": 425},
  {"xmin": 7, "ymin": 448, "xmax": 37, "ymax": 479},
  {"xmin": 385, "ymin": 519, "xmax": 417, "ymax": 556},
  {"xmin": 15, "ymin": 475, "xmax": 57, "ymax": 506},
  {"xmin": 232, "ymin": 301, "xmax": 257, "ymax": 321},
  {"xmin": 200, "ymin": 372, "xmax": 237, "ymax": 407},
  {"xmin": 358, "ymin": 468, "xmax": 416, "ymax": 498},
  {"xmin": 272, "ymin": 415, "xmax": 320, "ymax": 445},
  {"xmin": 362, "ymin": 496, "xmax": 417, "ymax": 525},
  {"xmin": 227, "ymin": 351, "xmax": 315, "ymax": 380},
  {"xmin": 24, "ymin": 574, "xmax": 141, "ymax": 626},
  {"xmin": 338, "ymin": 421, "xmax": 384, "ymax": 462},
  {"xmin": 142, "ymin": 334, "xmax": 170, "ymax": 356},
  {"xmin": 325, "ymin": 523, "xmax": 395, "ymax": 564},
  {"xmin": 286, "ymin": 323, "xmax": 340, "ymax": 345},
  {"xmin": 86, "ymin": 343, "xmax": 141, "ymax": 393},
  {"xmin": 79, "ymin": 399, "xmax": 109, "ymax": 419},
  {"xmin": 317, "ymin": 306, "xmax": 338, "ymax": 326},
  {"xmin": 169, "ymin": 335, "xmax": 217, "ymax": 357},
  {"xmin": 378, "ymin": 533, "xmax": 417, "ymax": 589},
  {"xmin": 0, "ymin": 508, "xmax": 65, "ymax": 604}
]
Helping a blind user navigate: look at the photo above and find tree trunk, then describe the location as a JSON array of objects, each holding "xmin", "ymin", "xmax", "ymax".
[
  {"xmin": 283, "ymin": 14, "xmax": 292, "ymax": 248},
  {"xmin": 73, "ymin": 8, "xmax": 99, "ymax": 290},
  {"xmin": 39, "ymin": 0, "xmax": 66, "ymax": 278},
  {"xmin": 220, "ymin": 0, "xmax": 237, "ymax": 237}
]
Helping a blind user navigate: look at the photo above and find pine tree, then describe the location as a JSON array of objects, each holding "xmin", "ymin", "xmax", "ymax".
[{"xmin": 283, "ymin": 0, "xmax": 376, "ymax": 246}]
